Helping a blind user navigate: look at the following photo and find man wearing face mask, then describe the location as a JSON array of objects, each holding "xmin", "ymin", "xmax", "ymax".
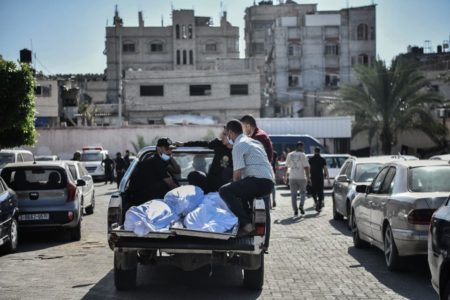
[{"xmin": 127, "ymin": 138, "xmax": 179, "ymax": 205}]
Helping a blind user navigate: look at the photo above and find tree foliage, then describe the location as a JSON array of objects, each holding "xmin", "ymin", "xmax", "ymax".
[
  {"xmin": 334, "ymin": 56, "xmax": 445, "ymax": 154},
  {"xmin": 0, "ymin": 58, "xmax": 37, "ymax": 148}
]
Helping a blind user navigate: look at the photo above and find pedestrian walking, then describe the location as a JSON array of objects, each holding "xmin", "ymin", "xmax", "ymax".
[
  {"xmin": 285, "ymin": 142, "xmax": 310, "ymax": 216},
  {"xmin": 123, "ymin": 149, "xmax": 131, "ymax": 169},
  {"xmin": 114, "ymin": 152, "xmax": 127, "ymax": 188},
  {"xmin": 101, "ymin": 154, "xmax": 114, "ymax": 184},
  {"xmin": 308, "ymin": 147, "xmax": 329, "ymax": 212}
]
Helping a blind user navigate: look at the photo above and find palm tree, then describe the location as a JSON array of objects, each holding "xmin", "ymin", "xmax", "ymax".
[{"xmin": 335, "ymin": 56, "xmax": 445, "ymax": 154}]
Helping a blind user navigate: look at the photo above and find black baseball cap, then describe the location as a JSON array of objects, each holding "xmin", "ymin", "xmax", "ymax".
[{"xmin": 157, "ymin": 137, "xmax": 173, "ymax": 148}]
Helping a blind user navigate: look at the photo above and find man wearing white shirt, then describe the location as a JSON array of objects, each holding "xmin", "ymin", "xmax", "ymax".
[{"xmin": 285, "ymin": 142, "xmax": 310, "ymax": 216}]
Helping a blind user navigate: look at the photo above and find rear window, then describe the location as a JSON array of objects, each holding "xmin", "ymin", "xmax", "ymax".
[
  {"xmin": 1, "ymin": 168, "xmax": 67, "ymax": 191},
  {"xmin": 409, "ymin": 166, "xmax": 450, "ymax": 192},
  {"xmin": 0, "ymin": 153, "xmax": 15, "ymax": 168},
  {"xmin": 80, "ymin": 153, "xmax": 103, "ymax": 162},
  {"xmin": 354, "ymin": 163, "xmax": 383, "ymax": 182}
]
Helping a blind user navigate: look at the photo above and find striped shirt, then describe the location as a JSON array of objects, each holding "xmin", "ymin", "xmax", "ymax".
[{"xmin": 232, "ymin": 134, "xmax": 274, "ymax": 181}]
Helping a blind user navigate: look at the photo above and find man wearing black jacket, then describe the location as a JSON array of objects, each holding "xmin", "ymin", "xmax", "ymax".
[{"xmin": 178, "ymin": 128, "xmax": 233, "ymax": 192}]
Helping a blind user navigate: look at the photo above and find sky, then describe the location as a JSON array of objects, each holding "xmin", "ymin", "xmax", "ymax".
[{"xmin": 0, "ymin": 0, "xmax": 449, "ymax": 75}]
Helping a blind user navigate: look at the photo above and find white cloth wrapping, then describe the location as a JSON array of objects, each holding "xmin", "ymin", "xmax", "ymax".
[
  {"xmin": 124, "ymin": 200, "xmax": 179, "ymax": 236},
  {"xmin": 183, "ymin": 192, "xmax": 238, "ymax": 233},
  {"xmin": 163, "ymin": 185, "xmax": 204, "ymax": 217}
]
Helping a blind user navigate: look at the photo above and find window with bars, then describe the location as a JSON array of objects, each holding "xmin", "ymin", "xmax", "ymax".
[
  {"xmin": 150, "ymin": 42, "xmax": 163, "ymax": 52},
  {"xmin": 123, "ymin": 42, "xmax": 135, "ymax": 53},
  {"xmin": 325, "ymin": 44, "xmax": 339, "ymax": 56}
]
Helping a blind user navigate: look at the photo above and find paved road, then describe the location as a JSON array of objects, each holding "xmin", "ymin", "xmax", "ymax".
[{"xmin": 0, "ymin": 184, "xmax": 437, "ymax": 299}]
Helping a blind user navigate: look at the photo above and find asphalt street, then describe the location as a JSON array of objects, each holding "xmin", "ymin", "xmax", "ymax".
[{"xmin": 0, "ymin": 183, "xmax": 437, "ymax": 299}]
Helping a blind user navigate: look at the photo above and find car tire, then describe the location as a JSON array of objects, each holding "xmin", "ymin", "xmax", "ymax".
[
  {"xmin": 85, "ymin": 192, "xmax": 95, "ymax": 215},
  {"xmin": 70, "ymin": 222, "xmax": 81, "ymax": 241},
  {"xmin": 243, "ymin": 254, "xmax": 264, "ymax": 290},
  {"xmin": 332, "ymin": 195, "xmax": 343, "ymax": 220},
  {"xmin": 114, "ymin": 251, "xmax": 137, "ymax": 290},
  {"xmin": 4, "ymin": 218, "xmax": 19, "ymax": 253},
  {"xmin": 352, "ymin": 212, "xmax": 368, "ymax": 248},
  {"xmin": 384, "ymin": 224, "xmax": 401, "ymax": 271}
]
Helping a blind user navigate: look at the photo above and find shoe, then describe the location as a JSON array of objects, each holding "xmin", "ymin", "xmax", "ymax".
[
  {"xmin": 294, "ymin": 210, "xmax": 298, "ymax": 216},
  {"xmin": 238, "ymin": 223, "xmax": 255, "ymax": 236},
  {"xmin": 299, "ymin": 207, "xmax": 305, "ymax": 215}
]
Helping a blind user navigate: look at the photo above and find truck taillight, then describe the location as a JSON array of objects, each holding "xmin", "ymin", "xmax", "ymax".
[
  {"xmin": 66, "ymin": 182, "xmax": 77, "ymax": 202},
  {"xmin": 407, "ymin": 209, "xmax": 435, "ymax": 225},
  {"xmin": 255, "ymin": 223, "xmax": 265, "ymax": 236}
]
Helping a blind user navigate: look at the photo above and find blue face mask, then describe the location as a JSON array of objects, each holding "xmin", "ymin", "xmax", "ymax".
[
  {"xmin": 161, "ymin": 153, "xmax": 170, "ymax": 161},
  {"xmin": 227, "ymin": 137, "xmax": 234, "ymax": 145}
]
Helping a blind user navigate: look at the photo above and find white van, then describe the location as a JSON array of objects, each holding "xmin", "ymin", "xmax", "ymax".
[
  {"xmin": 79, "ymin": 146, "xmax": 109, "ymax": 181},
  {"xmin": 0, "ymin": 149, "xmax": 34, "ymax": 171}
]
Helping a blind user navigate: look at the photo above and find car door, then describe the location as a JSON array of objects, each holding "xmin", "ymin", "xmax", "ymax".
[
  {"xmin": 338, "ymin": 161, "xmax": 353, "ymax": 214},
  {"xmin": 0, "ymin": 178, "xmax": 17, "ymax": 238},
  {"xmin": 370, "ymin": 167, "xmax": 396, "ymax": 243},
  {"xmin": 78, "ymin": 164, "xmax": 93, "ymax": 203},
  {"xmin": 333, "ymin": 161, "xmax": 349, "ymax": 208},
  {"xmin": 360, "ymin": 167, "xmax": 390, "ymax": 239}
]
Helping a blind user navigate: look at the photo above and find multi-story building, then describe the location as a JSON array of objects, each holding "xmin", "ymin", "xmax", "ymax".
[
  {"xmin": 34, "ymin": 78, "xmax": 59, "ymax": 127},
  {"xmin": 245, "ymin": 1, "xmax": 376, "ymax": 117},
  {"xmin": 105, "ymin": 8, "xmax": 260, "ymax": 124}
]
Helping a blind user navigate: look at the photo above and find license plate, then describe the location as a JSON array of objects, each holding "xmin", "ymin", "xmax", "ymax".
[{"xmin": 19, "ymin": 213, "xmax": 50, "ymax": 221}]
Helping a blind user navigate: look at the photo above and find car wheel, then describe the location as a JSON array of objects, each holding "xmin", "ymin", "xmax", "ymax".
[
  {"xmin": 332, "ymin": 195, "xmax": 343, "ymax": 220},
  {"xmin": 114, "ymin": 251, "xmax": 137, "ymax": 290},
  {"xmin": 85, "ymin": 192, "xmax": 95, "ymax": 215},
  {"xmin": 4, "ymin": 218, "xmax": 19, "ymax": 253},
  {"xmin": 352, "ymin": 212, "xmax": 368, "ymax": 248},
  {"xmin": 384, "ymin": 224, "xmax": 401, "ymax": 271},
  {"xmin": 70, "ymin": 222, "xmax": 81, "ymax": 241},
  {"xmin": 243, "ymin": 254, "xmax": 264, "ymax": 290}
]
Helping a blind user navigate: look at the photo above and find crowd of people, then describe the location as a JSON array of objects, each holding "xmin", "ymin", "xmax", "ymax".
[{"xmin": 123, "ymin": 114, "xmax": 331, "ymax": 236}]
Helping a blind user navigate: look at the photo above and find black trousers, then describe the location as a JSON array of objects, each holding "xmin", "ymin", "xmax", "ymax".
[
  {"xmin": 219, "ymin": 177, "xmax": 274, "ymax": 225},
  {"xmin": 310, "ymin": 178, "xmax": 324, "ymax": 203}
]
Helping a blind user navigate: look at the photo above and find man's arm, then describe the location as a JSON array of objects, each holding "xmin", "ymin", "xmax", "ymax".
[
  {"xmin": 323, "ymin": 165, "xmax": 329, "ymax": 179},
  {"xmin": 254, "ymin": 134, "xmax": 273, "ymax": 163},
  {"xmin": 167, "ymin": 156, "xmax": 181, "ymax": 174},
  {"xmin": 233, "ymin": 169, "xmax": 242, "ymax": 182},
  {"xmin": 163, "ymin": 177, "xmax": 179, "ymax": 189},
  {"xmin": 304, "ymin": 166, "xmax": 311, "ymax": 182}
]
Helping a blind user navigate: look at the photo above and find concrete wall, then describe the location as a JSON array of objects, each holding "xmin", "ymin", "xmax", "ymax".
[{"xmin": 29, "ymin": 125, "xmax": 224, "ymax": 159}]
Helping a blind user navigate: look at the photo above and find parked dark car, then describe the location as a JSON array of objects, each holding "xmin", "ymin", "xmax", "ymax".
[
  {"xmin": 0, "ymin": 161, "xmax": 86, "ymax": 241},
  {"xmin": 428, "ymin": 196, "xmax": 450, "ymax": 300},
  {"xmin": 0, "ymin": 176, "xmax": 19, "ymax": 253}
]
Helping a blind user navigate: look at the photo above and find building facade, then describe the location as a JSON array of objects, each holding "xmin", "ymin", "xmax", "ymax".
[
  {"xmin": 105, "ymin": 8, "xmax": 260, "ymax": 124},
  {"xmin": 245, "ymin": 1, "xmax": 376, "ymax": 117},
  {"xmin": 34, "ymin": 78, "xmax": 59, "ymax": 127}
]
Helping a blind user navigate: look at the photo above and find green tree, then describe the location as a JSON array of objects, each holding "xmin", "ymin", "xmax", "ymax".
[
  {"xmin": 0, "ymin": 58, "xmax": 37, "ymax": 148},
  {"xmin": 335, "ymin": 57, "xmax": 445, "ymax": 154}
]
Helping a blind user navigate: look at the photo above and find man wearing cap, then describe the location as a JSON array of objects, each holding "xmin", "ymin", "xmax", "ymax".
[
  {"xmin": 219, "ymin": 120, "xmax": 274, "ymax": 236},
  {"xmin": 127, "ymin": 138, "xmax": 180, "ymax": 205}
]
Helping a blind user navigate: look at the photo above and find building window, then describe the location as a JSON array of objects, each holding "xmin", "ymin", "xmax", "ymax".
[
  {"xmin": 189, "ymin": 50, "xmax": 194, "ymax": 65},
  {"xmin": 288, "ymin": 45, "xmax": 294, "ymax": 56},
  {"xmin": 150, "ymin": 41, "xmax": 163, "ymax": 52},
  {"xmin": 357, "ymin": 23, "xmax": 368, "ymax": 40},
  {"xmin": 176, "ymin": 50, "xmax": 180, "ymax": 65},
  {"xmin": 190, "ymin": 85, "xmax": 211, "ymax": 96},
  {"xmin": 175, "ymin": 24, "xmax": 180, "ymax": 39},
  {"xmin": 183, "ymin": 50, "xmax": 187, "ymax": 65},
  {"xmin": 205, "ymin": 43, "xmax": 217, "ymax": 52},
  {"xmin": 358, "ymin": 53, "xmax": 369, "ymax": 66},
  {"xmin": 123, "ymin": 41, "xmax": 135, "ymax": 53},
  {"xmin": 325, "ymin": 75, "xmax": 340, "ymax": 87},
  {"xmin": 182, "ymin": 25, "xmax": 187, "ymax": 39},
  {"xmin": 288, "ymin": 75, "xmax": 299, "ymax": 87},
  {"xmin": 252, "ymin": 43, "xmax": 265, "ymax": 54},
  {"xmin": 325, "ymin": 44, "xmax": 339, "ymax": 56},
  {"xmin": 35, "ymin": 85, "xmax": 51, "ymax": 97},
  {"xmin": 140, "ymin": 85, "xmax": 164, "ymax": 96},
  {"xmin": 230, "ymin": 84, "xmax": 248, "ymax": 95},
  {"xmin": 188, "ymin": 24, "xmax": 193, "ymax": 39}
]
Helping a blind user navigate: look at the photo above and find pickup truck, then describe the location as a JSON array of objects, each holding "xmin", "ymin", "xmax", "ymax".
[{"xmin": 107, "ymin": 146, "xmax": 269, "ymax": 290}]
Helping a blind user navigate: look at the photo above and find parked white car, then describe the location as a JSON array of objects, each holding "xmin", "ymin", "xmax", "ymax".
[
  {"xmin": 79, "ymin": 147, "xmax": 108, "ymax": 181},
  {"xmin": 0, "ymin": 149, "xmax": 34, "ymax": 171},
  {"xmin": 66, "ymin": 161, "xmax": 95, "ymax": 215}
]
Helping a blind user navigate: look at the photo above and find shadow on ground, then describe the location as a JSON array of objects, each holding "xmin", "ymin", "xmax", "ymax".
[
  {"xmin": 328, "ymin": 219, "xmax": 352, "ymax": 237},
  {"xmin": 82, "ymin": 265, "xmax": 262, "ymax": 300},
  {"xmin": 347, "ymin": 246, "xmax": 435, "ymax": 300}
]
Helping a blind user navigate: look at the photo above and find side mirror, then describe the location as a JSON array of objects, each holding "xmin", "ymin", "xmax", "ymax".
[
  {"xmin": 77, "ymin": 179, "xmax": 86, "ymax": 187},
  {"xmin": 356, "ymin": 184, "xmax": 369, "ymax": 194},
  {"xmin": 337, "ymin": 175, "xmax": 350, "ymax": 183}
]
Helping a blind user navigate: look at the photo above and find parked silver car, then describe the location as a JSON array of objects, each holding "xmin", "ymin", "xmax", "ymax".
[
  {"xmin": 332, "ymin": 156, "xmax": 400, "ymax": 227},
  {"xmin": 66, "ymin": 161, "xmax": 95, "ymax": 215},
  {"xmin": 351, "ymin": 160, "xmax": 450, "ymax": 270},
  {"xmin": 0, "ymin": 161, "xmax": 87, "ymax": 241}
]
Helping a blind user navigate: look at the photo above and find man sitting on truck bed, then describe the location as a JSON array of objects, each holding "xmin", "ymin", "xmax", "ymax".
[
  {"xmin": 219, "ymin": 120, "xmax": 274, "ymax": 236},
  {"xmin": 127, "ymin": 138, "xmax": 180, "ymax": 205}
]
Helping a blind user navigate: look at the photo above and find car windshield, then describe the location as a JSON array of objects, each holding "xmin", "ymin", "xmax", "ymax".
[
  {"xmin": 1, "ymin": 168, "xmax": 67, "ymax": 191},
  {"xmin": 0, "ymin": 153, "xmax": 15, "ymax": 168},
  {"xmin": 409, "ymin": 166, "xmax": 450, "ymax": 192},
  {"xmin": 80, "ymin": 153, "xmax": 103, "ymax": 161},
  {"xmin": 354, "ymin": 163, "xmax": 383, "ymax": 182}
]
